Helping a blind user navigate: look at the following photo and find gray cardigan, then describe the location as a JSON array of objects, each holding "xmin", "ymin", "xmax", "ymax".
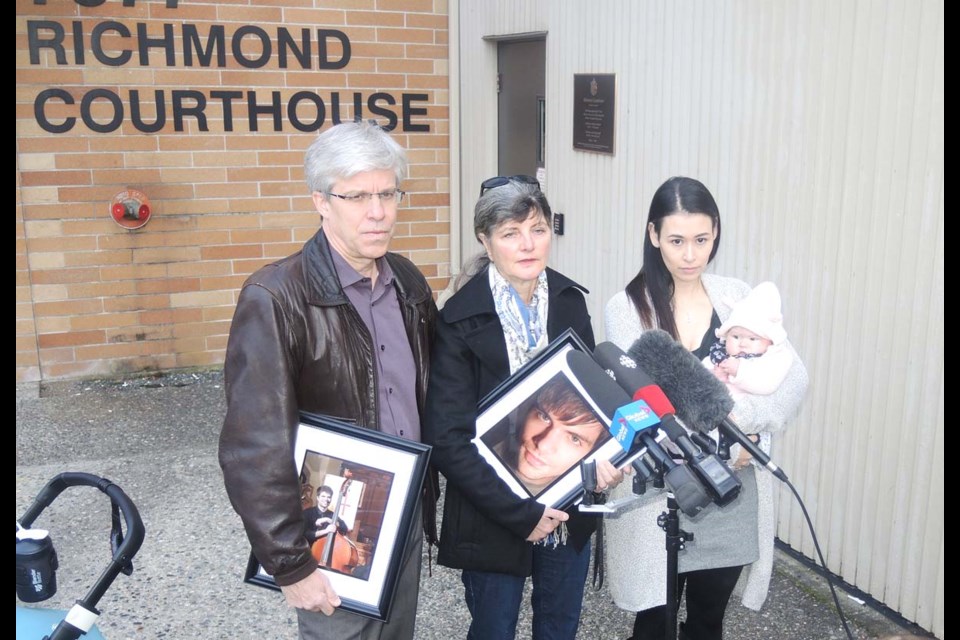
[{"xmin": 602, "ymin": 273, "xmax": 809, "ymax": 612}]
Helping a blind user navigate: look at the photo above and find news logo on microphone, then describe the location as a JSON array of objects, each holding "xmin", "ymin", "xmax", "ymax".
[{"xmin": 610, "ymin": 399, "xmax": 659, "ymax": 452}]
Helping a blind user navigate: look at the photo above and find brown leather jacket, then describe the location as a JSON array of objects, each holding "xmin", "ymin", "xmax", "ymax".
[{"xmin": 219, "ymin": 229, "xmax": 437, "ymax": 586}]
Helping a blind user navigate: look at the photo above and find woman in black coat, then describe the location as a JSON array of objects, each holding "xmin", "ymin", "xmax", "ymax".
[{"xmin": 424, "ymin": 176, "xmax": 619, "ymax": 639}]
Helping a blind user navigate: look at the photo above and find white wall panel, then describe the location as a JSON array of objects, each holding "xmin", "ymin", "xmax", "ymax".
[{"xmin": 456, "ymin": 0, "xmax": 943, "ymax": 635}]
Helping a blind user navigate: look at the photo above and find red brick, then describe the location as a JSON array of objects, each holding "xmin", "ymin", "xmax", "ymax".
[
  {"xmin": 378, "ymin": 58, "xmax": 434, "ymax": 73},
  {"xmin": 347, "ymin": 10, "xmax": 405, "ymax": 26},
  {"xmin": 228, "ymin": 167, "xmax": 290, "ymax": 182},
  {"xmin": 136, "ymin": 278, "xmax": 202, "ymax": 295},
  {"xmin": 376, "ymin": 27, "xmax": 435, "ymax": 44},
  {"xmin": 161, "ymin": 168, "xmax": 227, "ymax": 183},
  {"xmin": 405, "ymin": 44, "xmax": 447, "ymax": 59},
  {"xmin": 160, "ymin": 199, "xmax": 232, "ymax": 215},
  {"xmin": 233, "ymin": 258, "xmax": 277, "ymax": 274},
  {"xmin": 56, "ymin": 153, "xmax": 124, "ymax": 169},
  {"xmin": 218, "ymin": 5, "xmax": 283, "ymax": 21},
  {"xmin": 196, "ymin": 213, "xmax": 263, "ymax": 230},
  {"xmin": 377, "ymin": 0, "xmax": 435, "ymax": 10},
  {"xmin": 30, "ymin": 267, "xmax": 100, "ymax": 285},
  {"xmin": 101, "ymin": 264, "xmax": 167, "ymax": 281},
  {"xmin": 149, "ymin": 3, "xmax": 218, "ymax": 20},
  {"xmin": 106, "ymin": 327, "xmax": 174, "ymax": 343},
  {"xmin": 408, "ymin": 75, "xmax": 449, "ymax": 89},
  {"xmin": 159, "ymin": 136, "xmax": 225, "ymax": 151},
  {"xmin": 405, "ymin": 13, "xmax": 448, "ymax": 28},
  {"xmin": 220, "ymin": 71, "xmax": 288, "ymax": 87},
  {"xmin": 20, "ymin": 170, "xmax": 91, "ymax": 187},
  {"xmin": 196, "ymin": 183, "xmax": 259, "ymax": 199},
  {"xmin": 18, "ymin": 137, "xmax": 88, "ymax": 154},
  {"xmin": 67, "ymin": 281, "xmax": 137, "ymax": 299},
  {"xmin": 140, "ymin": 309, "xmax": 204, "ymax": 326},
  {"xmin": 201, "ymin": 245, "xmax": 263, "ymax": 260},
  {"xmin": 230, "ymin": 229, "xmax": 292, "ymax": 243},
  {"xmin": 168, "ymin": 261, "xmax": 233, "ymax": 277},
  {"xmin": 206, "ymin": 335, "xmax": 229, "ymax": 351},
  {"xmin": 70, "ymin": 312, "xmax": 139, "ymax": 332},
  {"xmin": 390, "ymin": 235, "xmax": 437, "ymax": 250},
  {"xmin": 17, "ymin": 69, "xmax": 84, "ymax": 85},
  {"xmin": 35, "ymin": 299, "xmax": 104, "ymax": 316},
  {"xmin": 28, "ymin": 236, "xmax": 98, "ymax": 253},
  {"xmin": 64, "ymin": 250, "xmax": 134, "ymax": 267},
  {"xmin": 199, "ymin": 275, "xmax": 248, "ymax": 291},
  {"xmin": 102, "ymin": 295, "xmax": 171, "ymax": 312},
  {"xmin": 38, "ymin": 330, "xmax": 106, "ymax": 348},
  {"xmin": 88, "ymin": 136, "xmax": 159, "ymax": 152},
  {"xmin": 133, "ymin": 246, "xmax": 201, "ymax": 264},
  {"xmin": 173, "ymin": 320, "xmax": 232, "ymax": 338}
]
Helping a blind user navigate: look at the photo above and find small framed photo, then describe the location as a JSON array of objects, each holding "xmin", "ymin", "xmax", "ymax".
[
  {"xmin": 244, "ymin": 412, "xmax": 430, "ymax": 622},
  {"xmin": 473, "ymin": 329, "xmax": 629, "ymax": 510}
]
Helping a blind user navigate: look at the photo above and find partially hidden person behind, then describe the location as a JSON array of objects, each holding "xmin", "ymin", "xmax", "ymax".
[
  {"xmin": 424, "ymin": 175, "xmax": 622, "ymax": 640},
  {"xmin": 219, "ymin": 121, "xmax": 437, "ymax": 640},
  {"xmin": 603, "ymin": 176, "xmax": 808, "ymax": 640}
]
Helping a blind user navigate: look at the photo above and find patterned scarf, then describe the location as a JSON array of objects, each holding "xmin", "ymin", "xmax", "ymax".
[
  {"xmin": 489, "ymin": 266, "xmax": 566, "ymax": 546},
  {"xmin": 489, "ymin": 266, "xmax": 549, "ymax": 375}
]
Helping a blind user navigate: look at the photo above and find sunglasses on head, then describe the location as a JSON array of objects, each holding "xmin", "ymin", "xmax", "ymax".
[{"xmin": 479, "ymin": 174, "xmax": 541, "ymax": 197}]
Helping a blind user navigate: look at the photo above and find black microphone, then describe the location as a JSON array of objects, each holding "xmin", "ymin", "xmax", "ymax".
[
  {"xmin": 627, "ymin": 330, "xmax": 789, "ymax": 482},
  {"xmin": 595, "ymin": 342, "xmax": 741, "ymax": 505},
  {"xmin": 566, "ymin": 350, "xmax": 712, "ymax": 516}
]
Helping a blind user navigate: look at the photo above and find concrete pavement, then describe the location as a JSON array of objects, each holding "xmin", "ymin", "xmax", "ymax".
[{"xmin": 16, "ymin": 370, "xmax": 928, "ymax": 639}]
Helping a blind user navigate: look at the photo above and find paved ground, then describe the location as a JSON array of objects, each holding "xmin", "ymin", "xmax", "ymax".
[{"xmin": 16, "ymin": 370, "xmax": 931, "ymax": 639}]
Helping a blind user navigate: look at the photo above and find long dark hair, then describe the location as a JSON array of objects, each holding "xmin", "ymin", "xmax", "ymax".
[{"xmin": 625, "ymin": 177, "xmax": 722, "ymax": 339}]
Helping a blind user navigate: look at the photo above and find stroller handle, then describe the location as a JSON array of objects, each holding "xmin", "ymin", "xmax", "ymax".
[{"xmin": 18, "ymin": 472, "xmax": 145, "ymax": 640}]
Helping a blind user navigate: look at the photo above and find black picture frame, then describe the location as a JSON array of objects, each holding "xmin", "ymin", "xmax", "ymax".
[
  {"xmin": 473, "ymin": 329, "xmax": 631, "ymax": 510},
  {"xmin": 244, "ymin": 412, "xmax": 431, "ymax": 622}
]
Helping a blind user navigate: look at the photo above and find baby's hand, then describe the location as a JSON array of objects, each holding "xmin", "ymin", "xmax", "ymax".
[
  {"xmin": 719, "ymin": 358, "xmax": 740, "ymax": 376},
  {"xmin": 711, "ymin": 366, "xmax": 729, "ymax": 382}
]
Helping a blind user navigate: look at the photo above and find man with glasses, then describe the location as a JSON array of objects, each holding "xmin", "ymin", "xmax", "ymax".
[{"xmin": 219, "ymin": 121, "xmax": 437, "ymax": 640}]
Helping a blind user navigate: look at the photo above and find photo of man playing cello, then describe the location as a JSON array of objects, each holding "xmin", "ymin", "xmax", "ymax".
[{"xmin": 299, "ymin": 453, "xmax": 395, "ymax": 581}]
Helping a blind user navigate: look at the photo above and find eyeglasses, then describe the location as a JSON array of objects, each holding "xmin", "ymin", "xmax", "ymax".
[
  {"xmin": 324, "ymin": 189, "xmax": 405, "ymax": 205},
  {"xmin": 479, "ymin": 175, "xmax": 541, "ymax": 197}
]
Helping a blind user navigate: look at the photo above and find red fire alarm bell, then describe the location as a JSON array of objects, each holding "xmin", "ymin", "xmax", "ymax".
[{"xmin": 109, "ymin": 189, "xmax": 152, "ymax": 230}]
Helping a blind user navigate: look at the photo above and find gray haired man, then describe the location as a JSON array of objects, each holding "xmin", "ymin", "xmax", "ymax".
[{"xmin": 219, "ymin": 121, "xmax": 437, "ymax": 639}]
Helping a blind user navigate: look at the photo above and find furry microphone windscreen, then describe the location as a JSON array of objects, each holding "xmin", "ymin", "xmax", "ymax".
[{"xmin": 627, "ymin": 330, "xmax": 735, "ymax": 433}]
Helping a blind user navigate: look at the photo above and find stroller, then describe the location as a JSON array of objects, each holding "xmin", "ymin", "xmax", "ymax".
[{"xmin": 16, "ymin": 473, "xmax": 145, "ymax": 640}]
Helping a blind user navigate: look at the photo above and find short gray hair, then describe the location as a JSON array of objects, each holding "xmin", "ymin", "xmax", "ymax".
[
  {"xmin": 455, "ymin": 180, "xmax": 553, "ymax": 290},
  {"xmin": 304, "ymin": 121, "xmax": 408, "ymax": 194},
  {"xmin": 473, "ymin": 180, "xmax": 552, "ymax": 241}
]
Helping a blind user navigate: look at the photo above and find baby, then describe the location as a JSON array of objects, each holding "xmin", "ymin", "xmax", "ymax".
[{"xmin": 704, "ymin": 281, "xmax": 793, "ymax": 398}]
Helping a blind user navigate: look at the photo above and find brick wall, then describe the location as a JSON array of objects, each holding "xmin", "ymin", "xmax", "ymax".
[{"xmin": 16, "ymin": 0, "xmax": 450, "ymax": 382}]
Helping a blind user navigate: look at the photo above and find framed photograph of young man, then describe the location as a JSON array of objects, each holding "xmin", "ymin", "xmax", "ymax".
[
  {"xmin": 473, "ymin": 329, "xmax": 632, "ymax": 510},
  {"xmin": 244, "ymin": 412, "xmax": 430, "ymax": 622}
]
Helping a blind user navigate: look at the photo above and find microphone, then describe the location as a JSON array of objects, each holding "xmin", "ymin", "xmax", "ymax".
[
  {"xmin": 595, "ymin": 342, "xmax": 741, "ymax": 505},
  {"xmin": 566, "ymin": 349, "xmax": 711, "ymax": 516},
  {"xmin": 635, "ymin": 386, "xmax": 741, "ymax": 506},
  {"xmin": 628, "ymin": 330, "xmax": 789, "ymax": 482},
  {"xmin": 565, "ymin": 350, "xmax": 658, "ymax": 451}
]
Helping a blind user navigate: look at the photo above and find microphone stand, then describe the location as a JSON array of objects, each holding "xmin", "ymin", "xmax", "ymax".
[
  {"xmin": 639, "ymin": 452, "xmax": 692, "ymax": 640},
  {"xmin": 659, "ymin": 494, "xmax": 691, "ymax": 640}
]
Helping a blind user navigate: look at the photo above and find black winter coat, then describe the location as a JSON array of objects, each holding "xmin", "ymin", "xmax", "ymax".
[{"xmin": 424, "ymin": 266, "xmax": 597, "ymax": 576}]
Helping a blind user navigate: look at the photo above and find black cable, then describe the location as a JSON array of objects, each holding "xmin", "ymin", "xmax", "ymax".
[{"xmin": 784, "ymin": 477, "xmax": 855, "ymax": 640}]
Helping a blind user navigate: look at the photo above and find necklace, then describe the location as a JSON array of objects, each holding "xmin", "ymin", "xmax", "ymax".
[{"xmin": 673, "ymin": 304, "xmax": 696, "ymax": 325}]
